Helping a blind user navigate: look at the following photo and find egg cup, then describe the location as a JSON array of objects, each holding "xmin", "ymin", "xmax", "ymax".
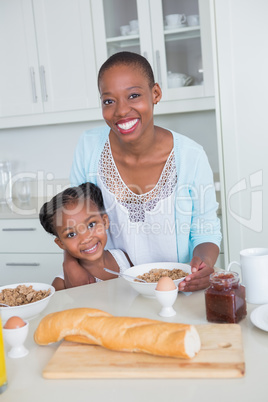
[
  {"xmin": 154, "ymin": 287, "xmax": 178, "ymax": 317},
  {"xmin": 3, "ymin": 320, "xmax": 29, "ymax": 358}
]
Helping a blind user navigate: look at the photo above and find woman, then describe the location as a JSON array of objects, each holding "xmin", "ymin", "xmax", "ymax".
[{"xmin": 66, "ymin": 51, "xmax": 222, "ymax": 292}]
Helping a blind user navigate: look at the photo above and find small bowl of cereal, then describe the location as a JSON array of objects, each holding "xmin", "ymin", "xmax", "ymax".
[
  {"xmin": 0, "ymin": 283, "xmax": 55, "ymax": 323},
  {"xmin": 122, "ymin": 262, "xmax": 191, "ymax": 298}
]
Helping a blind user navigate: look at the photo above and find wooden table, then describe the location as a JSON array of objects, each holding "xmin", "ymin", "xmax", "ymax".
[{"xmin": 1, "ymin": 278, "xmax": 268, "ymax": 402}]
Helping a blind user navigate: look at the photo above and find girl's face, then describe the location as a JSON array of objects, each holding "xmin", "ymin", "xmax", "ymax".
[
  {"xmin": 99, "ymin": 64, "xmax": 161, "ymax": 143},
  {"xmin": 54, "ymin": 200, "xmax": 109, "ymax": 263}
]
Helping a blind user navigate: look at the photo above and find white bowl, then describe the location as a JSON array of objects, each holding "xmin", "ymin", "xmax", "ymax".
[
  {"xmin": 0, "ymin": 283, "xmax": 55, "ymax": 323},
  {"xmin": 123, "ymin": 262, "xmax": 191, "ymax": 298}
]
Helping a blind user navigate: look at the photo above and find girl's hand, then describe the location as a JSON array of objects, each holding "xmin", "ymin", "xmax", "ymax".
[
  {"xmin": 178, "ymin": 257, "xmax": 214, "ymax": 292},
  {"xmin": 63, "ymin": 251, "xmax": 95, "ymax": 288}
]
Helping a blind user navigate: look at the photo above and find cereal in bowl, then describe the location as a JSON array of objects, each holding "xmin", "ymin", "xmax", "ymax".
[
  {"xmin": 0, "ymin": 285, "xmax": 51, "ymax": 307},
  {"xmin": 136, "ymin": 268, "xmax": 187, "ymax": 283}
]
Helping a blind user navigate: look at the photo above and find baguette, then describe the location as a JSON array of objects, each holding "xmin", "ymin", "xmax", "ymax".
[{"xmin": 34, "ymin": 308, "xmax": 201, "ymax": 359}]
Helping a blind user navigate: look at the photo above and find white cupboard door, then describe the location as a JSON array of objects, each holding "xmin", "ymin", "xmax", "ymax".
[
  {"xmin": 0, "ymin": 0, "xmax": 43, "ymax": 117},
  {"xmin": 33, "ymin": 0, "xmax": 99, "ymax": 112},
  {"xmin": 149, "ymin": 0, "xmax": 213, "ymax": 102}
]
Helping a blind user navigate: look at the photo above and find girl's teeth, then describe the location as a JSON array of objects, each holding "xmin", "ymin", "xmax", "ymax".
[
  {"xmin": 118, "ymin": 119, "xmax": 138, "ymax": 130},
  {"xmin": 85, "ymin": 244, "xmax": 97, "ymax": 252}
]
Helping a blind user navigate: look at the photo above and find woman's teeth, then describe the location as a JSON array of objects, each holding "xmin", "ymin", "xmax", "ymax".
[{"xmin": 117, "ymin": 119, "xmax": 138, "ymax": 130}]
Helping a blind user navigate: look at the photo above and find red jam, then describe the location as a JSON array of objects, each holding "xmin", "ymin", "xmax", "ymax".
[{"xmin": 205, "ymin": 272, "xmax": 247, "ymax": 323}]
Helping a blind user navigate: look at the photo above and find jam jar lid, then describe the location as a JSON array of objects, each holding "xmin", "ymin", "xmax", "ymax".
[{"xmin": 209, "ymin": 271, "xmax": 240, "ymax": 289}]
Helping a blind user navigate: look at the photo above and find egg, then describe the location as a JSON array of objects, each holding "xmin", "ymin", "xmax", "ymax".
[
  {"xmin": 156, "ymin": 276, "xmax": 176, "ymax": 291},
  {"xmin": 4, "ymin": 316, "xmax": 26, "ymax": 329}
]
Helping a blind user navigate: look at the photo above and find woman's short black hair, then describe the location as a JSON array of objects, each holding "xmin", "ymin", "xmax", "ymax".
[
  {"xmin": 39, "ymin": 182, "xmax": 105, "ymax": 237},
  {"xmin": 98, "ymin": 51, "xmax": 155, "ymax": 89}
]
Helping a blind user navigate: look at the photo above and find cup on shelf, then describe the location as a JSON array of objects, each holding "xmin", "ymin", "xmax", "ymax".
[
  {"xmin": 129, "ymin": 19, "xmax": 139, "ymax": 34},
  {"xmin": 187, "ymin": 14, "xmax": 200, "ymax": 27},
  {"xmin": 167, "ymin": 71, "xmax": 193, "ymax": 88},
  {"xmin": 165, "ymin": 13, "xmax": 186, "ymax": 27},
  {"xmin": 120, "ymin": 25, "xmax": 130, "ymax": 36}
]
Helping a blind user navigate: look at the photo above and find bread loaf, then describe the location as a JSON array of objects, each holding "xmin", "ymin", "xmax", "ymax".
[{"xmin": 34, "ymin": 308, "xmax": 201, "ymax": 359}]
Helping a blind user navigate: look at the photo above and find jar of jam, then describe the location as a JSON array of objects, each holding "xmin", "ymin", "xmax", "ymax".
[{"xmin": 205, "ymin": 271, "xmax": 247, "ymax": 323}]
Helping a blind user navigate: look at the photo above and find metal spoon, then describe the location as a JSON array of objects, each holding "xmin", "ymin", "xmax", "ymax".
[
  {"xmin": 103, "ymin": 268, "xmax": 147, "ymax": 283},
  {"xmin": 0, "ymin": 303, "xmax": 10, "ymax": 307}
]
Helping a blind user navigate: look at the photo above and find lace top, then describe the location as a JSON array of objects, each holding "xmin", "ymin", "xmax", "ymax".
[
  {"xmin": 98, "ymin": 139, "xmax": 177, "ymax": 223},
  {"xmin": 97, "ymin": 139, "xmax": 178, "ymax": 265}
]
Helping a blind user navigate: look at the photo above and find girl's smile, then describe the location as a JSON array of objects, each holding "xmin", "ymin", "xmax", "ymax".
[{"xmin": 54, "ymin": 201, "xmax": 109, "ymax": 264}]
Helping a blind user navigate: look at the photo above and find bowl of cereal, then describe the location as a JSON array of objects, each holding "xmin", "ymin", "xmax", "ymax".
[
  {"xmin": 0, "ymin": 283, "xmax": 55, "ymax": 323},
  {"xmin": 122, "ymin": 262, "xmax": 191, "ymax": 297}
]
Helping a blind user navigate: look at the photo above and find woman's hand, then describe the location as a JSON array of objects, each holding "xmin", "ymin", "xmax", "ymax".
[
  {"xmin": 63, "ymin": 250, "xmax": 95, "ymax": 288},
  {"xmin": 178, "ymin": 257, "xmax": 214, "ymax": 292},
  {"xmin": 178, "ymin": 243, "xmax": 219, "ymax": 292}
]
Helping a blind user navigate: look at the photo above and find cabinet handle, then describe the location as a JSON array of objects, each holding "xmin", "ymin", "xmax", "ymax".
[
  {"xmin": 155, "ymin": 50, "xmax": 162, "ymax": 88},
  {"xmin": 30, "ymin": 67, "xmax": 38, "ymax": 103},
  {"xmin": 2, "ymin": 228, "xmax": 37, "ymax": 232},
  {"xmin": 6, "ymin": 263, "xmax": 40, "ymax": 267},
  {"xmin": 40, "ymin": 65, "xmax": 48, "ymax": 102}
]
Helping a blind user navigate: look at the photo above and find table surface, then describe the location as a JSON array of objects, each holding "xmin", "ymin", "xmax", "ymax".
[{"xmin": 1, "ymin": 278, "xmax": 268, "ymax": 402}]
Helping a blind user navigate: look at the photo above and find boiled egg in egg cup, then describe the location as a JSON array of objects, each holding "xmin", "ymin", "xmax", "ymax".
[
  {"xmin": 154, "ymin": 277, "xmax": 178, "ymax": 317},
  {"xmin": 3, "ymin": 316, "xmax": 29, "ymax": 358}
]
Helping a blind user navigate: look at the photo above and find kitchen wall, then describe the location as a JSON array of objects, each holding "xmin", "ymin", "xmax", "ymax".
[{"xmin": 0, "ymin": 110, "xmax": 218, "ymax": 187}]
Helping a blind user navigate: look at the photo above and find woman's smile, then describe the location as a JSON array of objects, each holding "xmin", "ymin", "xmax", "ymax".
[{"xmin": 116, "ymin": 118, "xmax": 139, "ymax": 134}]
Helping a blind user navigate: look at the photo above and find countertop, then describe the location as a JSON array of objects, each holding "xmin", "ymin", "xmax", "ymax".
[{"xmin": 1, "ymin": 278, "xmax": 267, "ymax": 402}]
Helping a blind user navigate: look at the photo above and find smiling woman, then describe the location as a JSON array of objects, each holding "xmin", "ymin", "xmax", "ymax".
[
  {"xmin": 39, "ymin": 182, "xmax": 131, "ymax": 291},
  {"xmin": 67, "ymin": 51, "xmax": 222, "ymax": 292}
]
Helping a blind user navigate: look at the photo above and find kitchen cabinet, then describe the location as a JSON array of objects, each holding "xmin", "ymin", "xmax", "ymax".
[
  {"xmin": 0, "ymin": 0, "xmax": 99, "ymax": 123},
  {"xmin": 0, "ymin": 0, "xmax": 215, "ymax": 128},
  {"xmin": 91, "ymin": 0, "xmax": 215, "ymax": 113},
  {"xmin": 0, "ymin": 219, "xmax": 63, "ymax": 285}
]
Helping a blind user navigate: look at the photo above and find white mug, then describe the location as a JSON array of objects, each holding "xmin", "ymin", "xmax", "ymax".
[
  {"xmin": 167, "ymin": 72, "xmax": 193, "ymax": 88},
  {"xmin": 227, "ymin": 248, "xmax": 268, "ymax": 304},
  {"xmin": 187, "ymin": 14, "xmax": 199, "ymax": 26},
  {"xmin": 120, "ymin": 25, "xmax": 130, "ymax": 36},
  {"xmin": 129, "ymin": 19, "xmax": 139, "ymax": 33},
  {"xmin": 165, "ymin": 14, "xmax": 186, "ymax": 27}
]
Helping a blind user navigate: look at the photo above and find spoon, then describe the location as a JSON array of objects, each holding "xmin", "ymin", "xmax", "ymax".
[
  {"xmin": 0, "ymin": 303, "xmax": 10, "ymax": 307},
  {"xmin": 103, "ymin": 268, "xmax": 147, "ymax": 283}
]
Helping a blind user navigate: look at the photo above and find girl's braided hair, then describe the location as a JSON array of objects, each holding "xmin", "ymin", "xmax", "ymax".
[{"xmin": 39, "ymin": 182, "xmax": 105, "ymax": 237}]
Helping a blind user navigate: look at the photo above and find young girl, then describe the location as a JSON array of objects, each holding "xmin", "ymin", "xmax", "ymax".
[
  {"xmin": 39, "ymin": 182, "xmax": 131, "ymax": 290},
  {"xmin": 67, "ymin": 51, "xmax": 222, "ymax": 292}
]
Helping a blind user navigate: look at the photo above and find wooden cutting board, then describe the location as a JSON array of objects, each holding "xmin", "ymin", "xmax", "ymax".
[{"xmin": 43, "ymin": 323, "xmax": 245, "ymax": 379}]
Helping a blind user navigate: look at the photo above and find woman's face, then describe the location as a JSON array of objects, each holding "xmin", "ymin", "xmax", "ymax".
[
  {"xmin": 54, "ymin": 200, "xmax": 109, "ymax": 263},
  {"xmin": 99, "ymin": 64, "xmax": 161, "ymax": 143}
]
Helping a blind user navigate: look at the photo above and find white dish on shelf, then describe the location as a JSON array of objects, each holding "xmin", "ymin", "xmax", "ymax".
[
  {"xmin": 250, "ymin": 304, "xmax": 268, "ymax": 332},
  {"xmin": 127, "ymin": 30, "xmax": 139, "ymax": 35},
  {"xmin": 164, "ymin": 23, "xmax": 186, "ymax": 30}
]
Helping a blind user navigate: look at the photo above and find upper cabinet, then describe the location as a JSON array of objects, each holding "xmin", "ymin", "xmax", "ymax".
[
  {"xmin": 0, "ymin": 0, "xmax": 99, "ymax": 126},
  {"xmin": 91, "ymin": 0, "xmax": 215, "ymax": 113},
  {"xmin": 0, "ymin": 0, "xmax": 215, "ymax": 128}
]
